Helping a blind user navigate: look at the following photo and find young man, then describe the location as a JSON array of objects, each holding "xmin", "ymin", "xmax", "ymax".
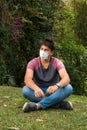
[{"xmin": 22, "ymin": 38, "xmax": 73, "ymax": 112}]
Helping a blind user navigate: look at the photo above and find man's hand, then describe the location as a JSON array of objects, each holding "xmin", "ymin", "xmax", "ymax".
[
  {"xmin": 34, "ymin": 88, "xmax": 45, "ymax": 98},
  {"xmin": 46, "ymin": 85, "xmax": 58, "ymax": 94}
]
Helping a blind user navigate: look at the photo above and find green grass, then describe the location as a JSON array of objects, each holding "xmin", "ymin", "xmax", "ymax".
[{"xmin": 0, "ymin": 86, "xmax": 87, "ymax": 130}]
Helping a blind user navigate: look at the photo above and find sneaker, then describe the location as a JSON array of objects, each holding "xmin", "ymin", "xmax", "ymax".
[
  {"xmin": 22, "ymin": 102, "xmax": 37, "ymax": 112},
  {"xmin": 59, "ymin": 101, "xmax": 73, "ymax": 110}
]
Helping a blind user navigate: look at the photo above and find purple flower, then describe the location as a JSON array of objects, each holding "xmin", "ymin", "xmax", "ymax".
[
  {"xmin": 13, "ymin": 37, "xmax": 18, "ymax": 43},
  {"xmin": 19, "ymin": 22, "xmax": 24, "ymax": 27},
  {"xmin": 3, "ymin": 20, "xmax": 10, "ymax": 25},
  {"xmin": 13, "ymin": 25, "xmax": 18, "ymax": 32},
  {"xmin": 13, "ymin": 0, "xmax": 16, "ymax": 3},
  {"xmin": 15, "ymin": 17, "xmax": 19, "ymax": 24},
  {"xmin": 19, "ymin": 32, "xmax": 23, "ymax": 35}
]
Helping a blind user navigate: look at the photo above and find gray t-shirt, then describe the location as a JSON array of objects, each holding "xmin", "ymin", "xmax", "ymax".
[{"xmin": 27, "ymin": 57, "xmax": 65, "ymax": 87}]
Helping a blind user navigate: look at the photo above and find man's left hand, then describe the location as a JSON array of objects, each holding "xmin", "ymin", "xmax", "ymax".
[{"xmin": 46, "ymin": 85, "xmax": 58, "ymax": 94}]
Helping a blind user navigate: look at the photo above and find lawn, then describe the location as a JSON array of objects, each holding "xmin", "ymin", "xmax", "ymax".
[{"xmin": 0, "ymin": 86, "xmax": 87, "ymax": 130}]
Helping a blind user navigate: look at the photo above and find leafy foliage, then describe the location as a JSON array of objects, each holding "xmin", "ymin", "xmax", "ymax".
[
  {"xmin": 74, "ymin": 0, "xmax": 87, "ymax": 46},
  {"xmin": 0, "ymin": 0, "xmax": 87, "ymax": 95},
  {"xmin": 56, "ymin": 39, "xmax": 87, "ymax": 95}
]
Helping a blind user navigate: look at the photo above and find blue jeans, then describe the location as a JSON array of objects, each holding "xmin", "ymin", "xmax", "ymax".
[{"xmin": 22, "ymin": 84, "xmax": 73, "ymax": 109}]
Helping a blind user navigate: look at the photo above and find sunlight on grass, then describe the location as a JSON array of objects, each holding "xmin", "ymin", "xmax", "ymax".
[{"xmin": 0, "ymin": 86, "xmax": 87, "ymax": 130}]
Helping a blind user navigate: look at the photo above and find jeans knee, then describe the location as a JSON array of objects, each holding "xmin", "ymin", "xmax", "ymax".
[
  {"xmin": 66, "ymin": 84, "xmax": 73, "ymax": 94},
  {"xmin": 22, "ymin": 86, "xmax": 29, "ymax": 98}
]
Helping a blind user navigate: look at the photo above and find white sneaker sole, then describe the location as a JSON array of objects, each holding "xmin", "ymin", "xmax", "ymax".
[
  {"xmin": 22, "ymin": 102, "xmax": 28, "ymax": 111},
  {"xmin": 68, "ymin": 101, "xmax": 73, "ymax": 109}
]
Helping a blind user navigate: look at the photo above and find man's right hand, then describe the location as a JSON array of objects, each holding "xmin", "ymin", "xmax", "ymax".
[{"xmin": 34, "ymin": 88, "xmax": 45, "ymax": 98}]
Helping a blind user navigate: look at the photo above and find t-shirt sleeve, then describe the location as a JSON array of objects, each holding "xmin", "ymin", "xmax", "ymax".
[
  {"xmin": 27, "ymin": 59, "xmax": 36, "ymax": 71},
  {"xmin": 56, "ymin": 59, "xmax": 65, "ymax": 71}
]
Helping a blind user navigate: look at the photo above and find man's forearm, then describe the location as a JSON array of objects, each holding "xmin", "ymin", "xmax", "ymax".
[
  {"xmin": 24, "ymin": 78, "xmax": 39, "ymax": 91},
  {"xmin": 57, "ymin": 77, "xmax": 70, "ymax": 88}
]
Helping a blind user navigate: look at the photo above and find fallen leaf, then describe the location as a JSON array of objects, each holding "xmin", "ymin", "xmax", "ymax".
[
  {"xmin": 3, "ymin": 104, "xmax": 8, "ymax": 107},
  {"xmin": 7, "ymin": 127, "xmax": 19, "ymax": 130},
  {"xmin": 36, "ymin": 118, "xmax": 44, "ymax": 122},
  {"xmin": 4, "ymin": 96, "xmax": 10, "ymax": 99}
]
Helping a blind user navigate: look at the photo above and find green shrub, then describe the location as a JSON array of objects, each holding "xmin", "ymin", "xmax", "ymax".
[
  {"xmin": 74, "ymin": 0, "xmax": 87, "ymax": 46},
  {"xmin": 56, "ymin": 39, "xmax": 87, "ymax": 95},
  {"xmin": 0, "ymin": 0, "xmax": 87, "ymax": 95},
  {"xmin": 0, "ymin": 60, "xmax": 7, "ymax": 85},
  {"xmin": 0, "ymin": 0, "xmax": 53, "ymax": 86}
]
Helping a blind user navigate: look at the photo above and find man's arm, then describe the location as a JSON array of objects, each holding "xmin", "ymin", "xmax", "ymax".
[
  {"xmin": 24, "ymin": 68, "xmax": 38, "ymax": 90},
  {"xmin": 58, "ymin": 68, "xmax": 70, "ymax": 88},
  {"xmin": 24, "ymin": 68, "xmax": 45, "ymax": 98}
]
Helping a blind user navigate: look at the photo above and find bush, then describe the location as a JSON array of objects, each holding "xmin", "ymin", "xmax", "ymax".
[
  {"xmin": 0, "ymin": 0, "xmax": 54, "ymax": 86},
  {"xmin": 0, "ymin": 59, "xmax": 7, "ymax": 85},
  {"xmin": 56, "ymin": 38, "xmax": 87, "ymax": 95},
  {"xmin": 74, "ymin": 0, "xmax": 87, "ymax": 46},
  {"xmin": 0, "ymin": 0, "xmax": 87, "ymax": 95}
]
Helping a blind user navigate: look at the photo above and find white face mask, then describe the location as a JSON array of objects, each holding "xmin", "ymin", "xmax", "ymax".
[{"xmin": 39, "ymin": 50, "xmax": 48, "ymax": 60}]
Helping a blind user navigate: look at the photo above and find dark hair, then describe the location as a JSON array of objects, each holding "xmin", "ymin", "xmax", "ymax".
[{"xmin": 40, "ymin": 38, "xmax": 56, "ymax": 51}]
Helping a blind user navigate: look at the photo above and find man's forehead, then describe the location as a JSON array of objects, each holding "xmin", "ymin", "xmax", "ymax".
[{"xmin": 40, "ymin": 45, "xmax": 50, "ymax": 49}]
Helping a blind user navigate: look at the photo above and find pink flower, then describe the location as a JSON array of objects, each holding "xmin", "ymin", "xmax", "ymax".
[
  {"xmin": 13, "ymin": 25, "xmax": 18, "ymax": 32},
  {"xmin": 19, "ymin": 32, "xmax": 23, "ymax": 35},
  {"xmin": 19, "ymin": 22, "xmax": 24, "ymax": 27},
  {"xmin": 13, "ymin": 0, "xmax": 16, "ymax": 3},
  {"xmin": 3, "ymin": 20, "xmax": 10, "ymax": 25},
  {"xmin": 15, "ymin": 17, "xmax": 19, "ymax": 24},
  {"xmin": 13, "ymin": 37, "xmax": 18, "ymax": 43}
]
